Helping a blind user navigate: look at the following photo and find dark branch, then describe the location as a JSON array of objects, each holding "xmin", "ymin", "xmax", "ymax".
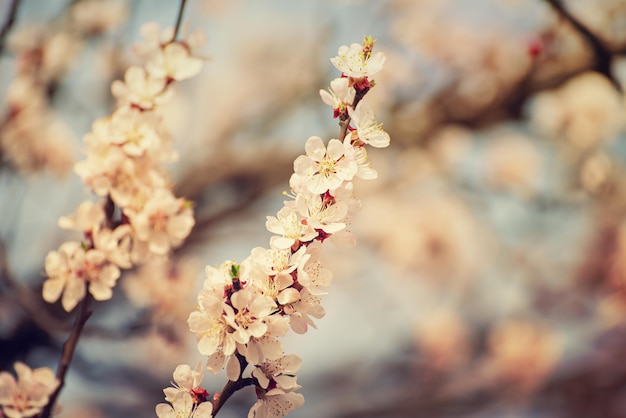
[
  {"xmin": 172, "ymin": 0, "xmax": 188, "ymax": 42},
  {"xmin": 544, "ymin": 0, "xmax": 622, "ymax": 92},
  {"xmin": 40, "ymin": 296, "xmax": 93, "ymax": 418},
  {"xmin": 212, "ymin": 353, "xmax": 255, "ymax": 417},
  {"xmin": 0, "ymin": 0, "xmax": 20, "ymax": 55}
]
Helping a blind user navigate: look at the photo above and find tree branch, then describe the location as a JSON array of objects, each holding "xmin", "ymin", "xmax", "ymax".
[
  {"xmin": 172, "ymin": 0, "xmax": 188, "ymax": 41},
  {"xmin": 339, "ymin": 87, "xmax": 368, "ymax": 142},
  {"xmin": 544, "ymin": 0, "xmax": 622, "ymax": 92},
  {"xmin": 0, "ymin": 0, "xmax": 20, "ymax": 56},
  {"xmin": 40, "ymin": 295, "xmax": 93, "ymax": 418},
  {"xmin": 212, "ymin": 353, "xmax": 255, "ymax": 417}
]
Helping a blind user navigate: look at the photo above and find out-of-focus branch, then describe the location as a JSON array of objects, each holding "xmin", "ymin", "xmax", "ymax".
[
  {"xmin": 175, "ymin": 146, "xmax": 294, "ymax": 250},
  {"xmin": 183, "ymin": 187, "xmax": 265, "ymax": 249},
  {"xmin": 544, "ymin": 0, "xmax": 621, "ymax": 92},
  {"xmin": 0, "ymin": 0, "xmax": 20, "ymax": 55}
]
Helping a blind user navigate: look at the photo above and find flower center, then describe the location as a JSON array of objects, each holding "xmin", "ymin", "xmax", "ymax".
[
  {"xmin": 150, "ymin": 210, "xmax": 169, "ymax": 232},
  {"xmin": 317, "ymin": 158, "xmax": 336, "ymax": 178}
]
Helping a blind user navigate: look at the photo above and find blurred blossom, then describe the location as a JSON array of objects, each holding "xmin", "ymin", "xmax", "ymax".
[
  {"xmin": 389, "ymin": 0, "xmax": 532, "ymax": 119},
  {"xmin": 363, "ymin": 49, "xmax": 421, "ymax": 112},
  {"xmin": 0, "ymin": 362, "xmax": 59, "ymax": 418},
  {"xmin": 528, "ymin": 72, "xmax": 624, "ymax": 151},
  {"xmin": 70, "ymin": 0, "xmax": 128, "ymax": 35},
  {"xmin": 132, "ymin": 331, "xmax": 199, "ymax": 377},
  {"xmin": 9, "ymin": 25, "xmax": 82, "ymax": 82},
  {"xmin": 200, "ymin": 0, "xmax": 240, "ymax": 14},
  {"xmin": 488, "ymin": 320, "xmax": 561, "ymax": 393},
  {"xmin": 429, "ymin": 124, "xmax": 473, "ymax": 171},
  {"xmin": 579, "ymin": 152, "xmax": 612, "ymax": 195},
  {"xmin": 597, "ymin": 292, "xmax": 626, "ymax": 328},
  {"xmin": 414, "ymin": 308, "xmax": 469, "ymax": 372},
  {"xmin": 358, "ymin": 188, "xmax": 487, "ymax": 283},
  {"xmin": 122, "ymin": 256, "xmax": 201, "ymax": 326},
  {"xmin": 0, "ymin": 14, "xmax": 94, "ymax": 177},
  {"xmin": 1, "ymin": 77, "xmax": 75, "ymax": 176},
  {"xmin": 173, "ymin": 25, "xmax": 320, "ymax": 177},
  {"xmin": 483, "ymin": 131, "xmax": 543, "ymax": 197},
  {"xmin": 0, "ymin": 112, "xmax": 74, "ymax": 177}
]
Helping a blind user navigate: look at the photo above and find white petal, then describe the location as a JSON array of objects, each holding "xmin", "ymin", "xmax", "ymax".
[
  {"xmin": 195, "ymin": 402, "xmax": 213, "ymax": 418},
  {"xmin": 278, "ymin": 288, "xmax": 300, "ymax": 305},
  {"xmin": 172, "ymin": 364, "xmax": 193, "ymax": 389},
  {"xmin": 206, "ymin": 351, "xmax": 225, "ymax": 373},
  {"xmin": 42, "ymin": 278, "xmax": 64, "ymax": 303},
  {"xmin": 304, "ymin": 136, "xmax": 325, "ymax": 161},
  {"xmin": 269, "ymin": 236, "xmax": 293, "ymax": 250},
  {"xmin": 252, "ymin": 367, "xmax": 270, "ymax": 389},
  {"xmin": 88, "ymin": 282, "xmax": 113, "ymax": 301},
  {"xmin": 326, "ymin": 139, "xmax": 344, "ymax": 160},
  {"xmin": 367, "ymin": 131, "xmax": 391, "ymax": 148},
  {"xmin": 62, "ymin": 278, "xmax": 86, "ymax": 312},
  {"xmin": 319, "ymin": 89, "xmax": 335, "ymax": 107},
  {"xmin": 290, "ymin": 316, "xmax": 308, "ymax": 334},
  {"xmin": 226, "ymin": 355, "xmax": 241, "ymax": 381},
  {"xmin": 155, "ymin": 403, "xmax": 175, "ymax": 418}
]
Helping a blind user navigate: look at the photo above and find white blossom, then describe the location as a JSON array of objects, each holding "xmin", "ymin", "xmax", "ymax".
[
  {"xmin": 265, "ymin": 206, "xmax": 317, "ymax": 250},
  {"xmin": 0, "ymin": 362, "xmax": 59, "ymax": 418},
  {"xmin": 156, "ymin": 392, "xmax": 213, "ymax": 418},
  {"xmin": 188, "ymin": 291, "xmax": 235, "ymax": 357},
  {"xmin": 293, "ymin": 136, "xmax": 357, "ymax": 194},
  {"xmin": 111, "ymin": 66, "xmax": 171, "ymax": 109},
  {"xmin": 347, "ymin": 102, "xmax": 390, "ymax": 148},
  {"xmin": 248, "ymin": 388, "xmax": 304, "ymax": 418},
  {"xmin": 43, "ymin": 242, "xmax": 120, "ymax": 311},
  {"xmin": 252, "ymin": 354, "xmax": 302, "ymax": 391},
  {"xmin": 330, "ymin": 42, "xmax": 385, "ymax": 79},
  {"xmin": 319, "ymin": 77, "xmax": 354, "ymax": 116},
  {"xmin": 126, "ymin": 188, "xmax": 194, "ymax": 255}
]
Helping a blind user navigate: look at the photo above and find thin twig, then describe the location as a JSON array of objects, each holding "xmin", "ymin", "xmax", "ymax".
[
  {"xmin": 212, "ymin": 353, "xmax": 255, "ymax": 417},
  {"xmin": 0, "ymin": 0, "xmax": 20, "ymax": 55},
  {"xmin": 544, "ymin": 0, "xmax": 622, "ymax": 92},
  {"xmin": 339, "ymin": 87, "xmax": 368, "ymax": 142},
  {"xmin": 212, "ymin": 377, "xmax": 256, "ymax": 416},
  {"xmin": 338, "ymin": 118, "xmax": 351, "ymax": 142},
  {"xmin": 40, "ymin": 296, "xmax": 93, "ymax": 418},
  {"xmin": 172, "ymin": 0, "xmax": 188, "ymax": 42}
]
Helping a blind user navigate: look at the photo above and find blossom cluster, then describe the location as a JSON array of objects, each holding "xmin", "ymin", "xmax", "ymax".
[
  {"xmin": 0, "ymin": 362, "xmax": 59, "ymax": 418},
  {"xmin": 156, "ymin": 36, "xmax": 389, "ymax": 418},
  {"xmin": 0, "ymin": 0, "xmax": 127, "ymax": 176},
  {"xmin": 42, "ymin": 23, "xmax": 205, "ymax": 312}
]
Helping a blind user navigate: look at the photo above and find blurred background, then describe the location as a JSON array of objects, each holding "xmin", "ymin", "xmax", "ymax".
[{"xmin": 2, "ymin": 0, "xmax": 626, "ymax": 417}]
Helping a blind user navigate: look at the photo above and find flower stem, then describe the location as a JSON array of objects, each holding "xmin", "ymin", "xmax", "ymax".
[
  {"xmin": 338, "ymin": 118, "xmax": 351, "ymax": 142},
  {"xmin": 212, "ymin": 353, "xmax": 256, "ymax": 417},
  {"xmin": 172, "ymin": 0, "xmax": 188, "ymax": 42},
  {"xmin": 339, "ymin": 87, "xmax": 369, "ymax": 142},
  {"xmin": 40, "ymin": 295, "xmax": 93, "ymax": 418}
]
